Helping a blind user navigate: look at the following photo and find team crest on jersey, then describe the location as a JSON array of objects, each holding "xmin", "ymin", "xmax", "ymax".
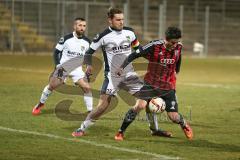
[
  {"xmin": 81, "ymin": 46, "xmax": 85, "ymax": 51},
  {"xmin": 126, "ymin": 36, "xmax": 131, "ymax": 42}
]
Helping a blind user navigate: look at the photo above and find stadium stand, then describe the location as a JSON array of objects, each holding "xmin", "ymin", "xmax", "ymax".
[
  {"xmin": 0, "ymin": 2, "xmax": 54, "ymax": 52},
  {"xmin": 0, "ymin": 0, "xmax": 239, "ymax": 55}
]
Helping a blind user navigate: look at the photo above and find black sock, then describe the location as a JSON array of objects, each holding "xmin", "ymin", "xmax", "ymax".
[
  {"xmin": 119, "ymin": 108, "xmax": 138, "ymax": 133},
  {"xmin": 178, "ymin": 113, "xmax": 186, "ymax": 128}
]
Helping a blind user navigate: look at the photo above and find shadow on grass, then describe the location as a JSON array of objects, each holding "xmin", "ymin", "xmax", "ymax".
[{"xmin": 53, "ymin": 95, "xmax": 119, "ymax": 121}]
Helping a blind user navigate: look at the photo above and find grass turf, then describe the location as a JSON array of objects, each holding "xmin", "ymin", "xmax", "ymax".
[{"xmin": 0, "ymin": 54, "xmax": 239, "ymax": 160}]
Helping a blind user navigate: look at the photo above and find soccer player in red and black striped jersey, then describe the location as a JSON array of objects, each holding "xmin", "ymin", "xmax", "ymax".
[{"xmin": 115, "ymin": 27, "xmax": 193, "ymax": 140}]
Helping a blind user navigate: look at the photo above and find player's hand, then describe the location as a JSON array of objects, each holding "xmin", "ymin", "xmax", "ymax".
[
  {"xmin": 115, "ymin": 67, "xmax": 124, "ymax": 76},
  {"xmin": 85, "ymin": 65, "xmax": 93, "ymax": 77},
  {"xmin": 85, "ymin": 72, "xmax": 91, "ymax": 82}
]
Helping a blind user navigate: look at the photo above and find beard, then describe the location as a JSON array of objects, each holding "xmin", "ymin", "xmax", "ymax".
[{"xmin": 75, "ymin": 30, "xmax": 84, "ymax": 37}]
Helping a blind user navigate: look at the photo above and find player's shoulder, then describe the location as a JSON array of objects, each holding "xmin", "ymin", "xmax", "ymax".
[
  {"xmin": 93, "ymin": 27, "xmax": 112, "ymax": 42},
  {"xmin": 146, "ymin": 39, "xmax": 164, "ymax": 47},
  {"xmin": 58, "ymin": 33, "xmax": 73, "ymax": 44},
  {"xmin": 142, "ymin": 39, "xmax": 163, "ymax": 50},
  {"xmin": 177, "ymin": 41, "xmax": 183, "ymax": 47},
  {"xmin": 150, "ymin": 39, "xmax": 164, "ymax": 45},
  {"xmin": 176, "ymin": 42, "xmax": 183, "ymax": 51},
  {"xmin": 123, "ymin": 26, "xmax": 137, "ymax": 36},
  {"xmin": 82, "ymin": 35, "xmax": 91, "ymax": 44},
  {"xmin": 123, "ymin": 26, "xmax": 134, "ymax": 32}
]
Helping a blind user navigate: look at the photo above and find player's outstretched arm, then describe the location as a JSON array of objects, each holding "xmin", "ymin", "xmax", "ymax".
[
  {"xmin": 116, "ymin": 49, "xmax": 145, "ymax": 76},
  {"xmin": 121, "ymin": 45, "xmax": 150, "ymax": 69}
]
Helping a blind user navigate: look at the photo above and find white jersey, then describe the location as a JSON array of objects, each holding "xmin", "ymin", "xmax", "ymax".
[
  {"xmin": 90, "ymin": 26, "xmax": 140, "ymax": 76},
  {"xmin": 56, "ymin": 32, "xmax": 91, "ymax": 65}
]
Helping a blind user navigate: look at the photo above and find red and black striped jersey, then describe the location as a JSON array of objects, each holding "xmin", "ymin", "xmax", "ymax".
[{"xmin": 121, "ymin": 39, "xmax": 182, "ymax": 90}]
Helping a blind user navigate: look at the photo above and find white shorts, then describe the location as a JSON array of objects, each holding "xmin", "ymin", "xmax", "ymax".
[
  {"xmin": 68, "ymin": 66, "xmax": 85, "ymax": 83},
  {"xmin": 52, "ymin": 66, "xmax": 85, "ymax": 83},
  {"xmin": 101, "ymin": 71, "xmax": 143, "ymax": 96}
]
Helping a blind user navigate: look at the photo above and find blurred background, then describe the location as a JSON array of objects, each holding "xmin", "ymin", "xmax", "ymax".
[{"xmin": 0, "ymin": 0, "xmax": 239, "ymax": 56}]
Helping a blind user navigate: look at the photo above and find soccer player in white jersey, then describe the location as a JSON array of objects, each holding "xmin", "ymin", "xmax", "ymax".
[
  {"xmin": 32, "ymin": 18, "xmax": 93, "ymax": 115},
  {"xmin": 72, "ymin": 8, "xmax": 171, "ymax": 138}
]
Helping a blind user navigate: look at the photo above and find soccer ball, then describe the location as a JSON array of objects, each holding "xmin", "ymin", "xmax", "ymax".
[{"xmin": 148, "ymin": 97, "xmax": 166, "ymax": 113}]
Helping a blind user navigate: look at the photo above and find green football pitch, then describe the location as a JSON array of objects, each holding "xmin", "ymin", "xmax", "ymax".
[{"xmin": 0, "ymin": 54, "xmax": 239, "ymax": 160}]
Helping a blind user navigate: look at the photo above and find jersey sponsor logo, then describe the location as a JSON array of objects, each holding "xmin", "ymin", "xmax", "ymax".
[
  {"xmin": 112, "ymin": 44, "xmax": 131, "ymax": 53},
  {"xmin": 67, "ymin": 51, "xmax": 84, "ymax": 57},
  {"xmin": 160, "ymin": 58, "xmax": 175, "ymax": 64},
  {"xmin": 105, "ymin": 40, "xmax": 131, "ymax": 54}
]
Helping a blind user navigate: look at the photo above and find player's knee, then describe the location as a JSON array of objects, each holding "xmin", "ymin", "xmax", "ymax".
[
  {"xmin": 167, "ymin": 112, "xmax": 180, "ymax": 123},
  {"xmin": 98, "ymin": 100, "xmax": 109, "ymax": 110},
  {"xmin": 49, "ymin": 78, "xmax": 63, "ymax": 90},
  {"xmin": 48, "ymin": 84, "xmax": 56, "ymax": 91},
  {"xmin": 83, "ymin": 86, "xmax": 91, "ymax": 93},
  {"xmin": 134, "ymin": 100, "xmax": 147, "ymax": 112}
]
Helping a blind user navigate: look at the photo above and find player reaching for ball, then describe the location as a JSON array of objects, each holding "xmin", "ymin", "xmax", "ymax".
[
  {"xmin": 115, "ymin": 26, "xmax": 193, "ymax": 141},
  {"xmin": 71, "ymin": 8, "xmax": 171, "ymax": 138}
]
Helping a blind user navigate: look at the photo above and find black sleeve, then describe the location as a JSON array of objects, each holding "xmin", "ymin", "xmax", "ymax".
[
  {"xmin": 121, "ymin": 42, "xmax": 154, "ymax": 69},
  {"xmin": 53, "ymin": 49, "xmax": 62, "ymax": 65},
  {"xmin": 83, "ymin": 48, "xmax": 96, "ymax": 65},
  {"xmin": 175, "ymin": 54, "xmax": 181, "ymax": 74}
]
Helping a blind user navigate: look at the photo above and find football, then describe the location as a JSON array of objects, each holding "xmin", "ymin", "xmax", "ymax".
[{"xmin": 148, "ymin": 97, "xmax": 166, "ymax": 113}]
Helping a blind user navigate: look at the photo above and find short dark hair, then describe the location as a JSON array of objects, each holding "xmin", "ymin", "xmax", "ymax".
[
  {"xmin": 165, "ymin": 27, "xmax": 182, "ymax": 40},
  {"xmin": 74, "ymin": 17, "xmax": 86, "ymax": 21},
  {"xmin": 107, "ymin": 7, "xmax": 123, "ymax": 19}
]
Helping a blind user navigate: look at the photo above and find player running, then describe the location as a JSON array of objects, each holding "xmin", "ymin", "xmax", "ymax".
[
  {"xmin": 32, "ymin": 17, "xmax": 93, "ymax": 115},
  {"xmin": 72, "ymin": 8, "xmax": 171, "ymax": 138},
  {"xmin": 114, "ymin": 27, "xmax": 193, "ymax": 141}
]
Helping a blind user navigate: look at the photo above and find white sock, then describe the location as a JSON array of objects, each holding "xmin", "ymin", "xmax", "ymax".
[
  {"xmin": 84, "ymin": 92, "xmax": 93, "ymax": 111},
  {"xmin": 39, "ymin": 85, "xmax": 52, "ymax": 104},
  {"xmin": 153, "ymin": 113, "xmax": 159, "ymax": 130},
  {"xmin": 146, "ymin": 112, "xmax": 159, "ymax": 131},
  {"xmin": 80, "ymin": 119, "xmax": 94, "ymax": 131}
]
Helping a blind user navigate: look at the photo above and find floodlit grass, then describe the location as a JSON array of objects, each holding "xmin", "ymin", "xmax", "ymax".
[{"xmin": 0, "ymin": 54, "xmax": 239, "ymax": 160}]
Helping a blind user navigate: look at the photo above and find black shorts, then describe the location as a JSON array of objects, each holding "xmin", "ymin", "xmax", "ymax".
[{"xmin": 137, "ymin": 83, "xmax": 178, "ymax": 112}]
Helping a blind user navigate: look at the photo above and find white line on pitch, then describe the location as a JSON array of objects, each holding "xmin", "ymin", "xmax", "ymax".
[
  {"xmin": 178, "ymin": 82, "xmax": 239, "ymax": 89},
  {"xmin": 0, "ymin": 126, "xmax": 180, "ymax": 160},
  {"xmin": 0, "ymin": 66, "xmax": 49, "ymax": 74}
]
